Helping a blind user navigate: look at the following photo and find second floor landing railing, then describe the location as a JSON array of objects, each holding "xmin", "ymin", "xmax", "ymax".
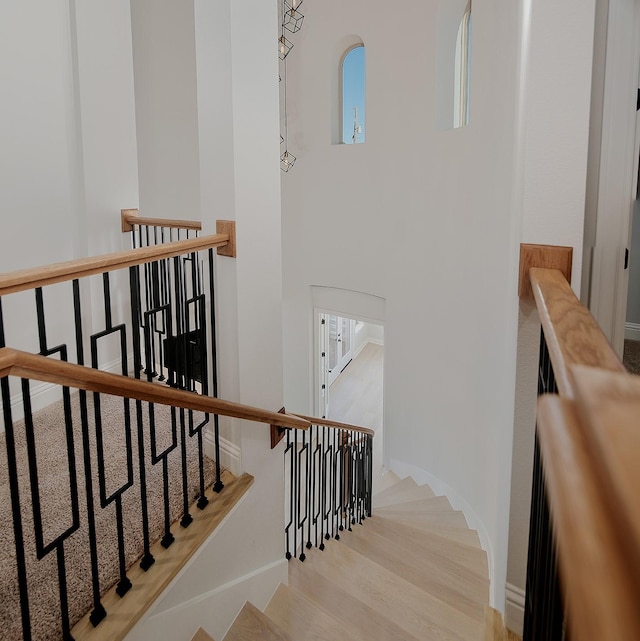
[{"xmin": 521, "ymin": 261, "xmax": 640, "ymax": 641}]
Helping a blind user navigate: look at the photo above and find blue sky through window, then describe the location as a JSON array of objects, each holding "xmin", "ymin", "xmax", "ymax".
[{"xmin": 342, "ymin": 46, "xmax": 365, "ymax": 144}]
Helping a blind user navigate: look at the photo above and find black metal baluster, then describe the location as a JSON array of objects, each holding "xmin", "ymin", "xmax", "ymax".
[
  {"xmin": 91, "ymin": 273, "xmax": 134, "ymax": 596},
  {"xmin": 523, "ymin": 330, "xmax": 563, "ymax": 641},
  {"xmin": 297, "ymin": 430, "xmax": 307, "ymax": 561},
  {"xmin": 22, "ymin": 375, "xmax": 79, "ymax": 641},
  {"xmin": 293, "ymin": 428, "xmax": 299, "ymax": 557},
  {"xmin": 208, "ymin": 249, "xmax": 223, "ymax": 492},
  {"xmin": 306, "ymin": 425, "xmax": 314, "ymax": 551},
  {"xmin": 319, "ymin": 426, "xmax": 327, "ymax": 550},
  {"xmin": 72, "ymin": 280, "xmax": 107, "ymax": 625},
  {"xmin": 0, "ymin": 298, "xmax": 33, "ymax": 640},
  {"xmin": 129, "ymin": 266, "xmax": 154, "ymax": 570},
  {"xmin": 285, "ymin": 428, "xmax": 294, "ymax": 559}
]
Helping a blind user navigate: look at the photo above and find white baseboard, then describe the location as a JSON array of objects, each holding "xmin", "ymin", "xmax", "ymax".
[
  {"xmin": 504, "ymin": 582, "xmax": 525, "ymax": 636},
  {"xmin": 205, "ymin": 432, "xmax": 242, "ymax": 476},
  {"xmin": 126, "ymin": 559, "xmax": 287, "ymax": 641},
  {"xmin": 625, "ymin": 322, "xmax": 640, "ymax": 341},
  {"xmin": 389, "ymin": 458, "xmax": 496, "ymax": 608}
]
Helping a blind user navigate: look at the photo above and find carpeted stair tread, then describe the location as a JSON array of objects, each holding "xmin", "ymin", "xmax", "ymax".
[
  {"xmin": 192, "ymin": 627, "xmax": 216, "ymax": 641},
  {"xmin": 288, "ymin": 561, "xmax": 423, "ymax": 641},
  {"xmin": 299, "ymin": 536, "xmax": 483, "ymax": 641},
  {"xmin": 264, "ymin": 583, "xmax": 345, "ymax": 641},
  {"xmin": 374, "ymin": 494, "xmax": 455, "ymax": 514},
  {"xmin": 71, "ymin": 472, "xmax": 253, "ymax": 641},
  {"xmin": 375, "ymin": 512, "xmax": 482, "ymax": 547},
  {"xmin": 363, "ymin": 515, "xmax": 488, "ymax": 578},
  {"xmin": 224, "ymin": 602, "xmax": 291, "ymax": 641},
  {"xmin": 342, "ymin": 523, "xmax": 487, "ymax": 622}
]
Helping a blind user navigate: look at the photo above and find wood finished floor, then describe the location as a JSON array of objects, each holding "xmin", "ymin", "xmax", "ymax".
[
  {"xmin": 218, "ymin": 475, "xmax": 490, "ymax": 641},
  {"xmin": 328, "ymin": 342, "xmax": 386, "ymax": 491}
]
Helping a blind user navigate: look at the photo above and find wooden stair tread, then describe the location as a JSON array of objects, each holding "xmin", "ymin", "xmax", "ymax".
[
  {"xmin": 343, "ymin": 523, "xmax": 488, "ymax": 622},
  {"xmin": 372, "ymin": 476, "xmax": 422, "ymax": 503},
  {"xmin": 375, "ymin": 470, "xmax": 401, "ymax": 494},
  {"xmin": 375, "ymin": 512, "xmax": 481, "ymax": 547},
  {"xmin": 224, "ymin": 602, "xmax": 291, "ymax": 641},
  {"xmin": 375, "ymin": 505, "xmax": 468, "ymax": 527},
  {"xmin": 374, "ymin": 495, "xmax": 454, "ymax": 513},
  {"xmin": 374, "ymin": 484, "xmax": 438, "ymax": 507},
  {"xmin": 71, "ymin": 471, "xmax": 253, "ymax": 641},
  {"xmin": 289, "ymin": 561, "xmax": 422, "ymax": 641},
  {"xmin": 192, "ymin": 627, "xmax": 216, "ymax": 641},
  {"xmin": 366, "ymin": 515, "xmax": 487, "ymax": 570},
  {"xmin": 300, "ymin": 539, "xmax": 482, "ymax": 641},
  {"xmin": 264, "ymin": 583, "xmax": 345, "ymax": 641}
]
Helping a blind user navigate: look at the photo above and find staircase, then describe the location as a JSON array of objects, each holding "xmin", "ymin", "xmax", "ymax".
[{"xmin": 207, "ymin": 472, "xmax": 490, "ymax": 641}]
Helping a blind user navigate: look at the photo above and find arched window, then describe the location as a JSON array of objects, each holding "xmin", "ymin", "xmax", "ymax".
[
  {"xmin": 453, "ymin": 1, "xmax": 472, "ymax": 128},
  {"xmin": 341, "ymin": 45, "xmax": 366, "ymax": 144}
]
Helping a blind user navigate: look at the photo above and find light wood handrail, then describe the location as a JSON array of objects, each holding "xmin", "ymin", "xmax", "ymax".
[
  {"xmin": 529, "ymin": 267, "xmax": 624, "ymax": 398},
  {"xmin": 537, "ymin": 394, "xmax": 640, "ymax": 641},
  {"xmin": 0, "ymin": 347, "xmax": 309, "ymax": 430},
  {"xmin": 121, "ymin": 208, "xmax": 202, "ymax": 233},
  {"xmin": 0, "ymin": 234, "xmax": 228, "ymax": 297},
  {"xmin": 293, "ymin": 413, "xmax": 375, "ymax": 437}
]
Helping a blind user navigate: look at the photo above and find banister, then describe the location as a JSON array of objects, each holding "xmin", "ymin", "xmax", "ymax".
[
  {"xmin": 0, "ymin": 234, "xmax": 228, "ymax": 297},
  {"xmin": 529, "ymin": 267, "xmax": 624, "ymax": 398},
  {"xmin": 536, "ymin": 394, "xmax": 640, "ymax": 640},
  {"xmin": 293, "ymin": 413, "xmax": 375, "ymax": 436},
  {"xmin": 0, "ymin": 347, "xmax": 309, "ymax": 430},
  {"xmin": 121, "ymin": 208, "xmax": 202, "ymax": 233}
]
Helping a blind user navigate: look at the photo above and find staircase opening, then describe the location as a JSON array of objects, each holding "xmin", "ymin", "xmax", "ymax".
[{"xmin": 316, "ymin": 312, "xmax": 384, "ymax": 484}]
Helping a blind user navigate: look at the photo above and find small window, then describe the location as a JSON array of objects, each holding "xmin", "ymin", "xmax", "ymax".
[
  {"xmin": 454, "ymin": 1, "xmax": 472, "ymax": 128},
  {"xmin": 341, "ymin": 45, "xmax": 366, "ymax": 144}
]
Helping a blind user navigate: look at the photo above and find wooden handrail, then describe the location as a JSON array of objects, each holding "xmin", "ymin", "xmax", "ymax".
[
  {"xmin": 293, "ymin": 413, "xmax": 375, "ymax": 436},
  {"xmin": 529, "ymin": 267, "xmax": 624, "ymax": 398},
  {"xmin": 0, "ymin": 234, "xmax": 228, "ymax": 297},
  {"xmin": 0, "ymin": 347, "xmax": 309, "ymax": 430},
  {"xmin": 121, "ymin": 208, "xmax": 202, "ymax": 233},
  {"xmin": 537, "ymin": 394, "xmax": 640, "ymax": 641}
]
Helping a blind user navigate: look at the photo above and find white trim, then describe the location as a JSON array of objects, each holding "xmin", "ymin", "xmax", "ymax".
[
  {"xmin": 147, "ymin": 558, "xmax": 287, "ymax": 620},
  {"xmin": 205, "ymin": 432, "xmax": 242, "ymax": 476},
  {"xmin": 504, "ymin": 582, "xmax": 526, "ymax": 636},
  {"xmin": 389, "ymin": 458, "xmax": 496, "ymax": 607},
  {"xmin": 587, "ymin": 0, "xmax": 640, "ymax": 354},
  {"xmin": 625, "ymin": 322, "xmax": 640, "ymax": 342}
]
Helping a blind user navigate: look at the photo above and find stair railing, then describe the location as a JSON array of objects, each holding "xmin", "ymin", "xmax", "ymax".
[
  {"xmin": 282, "ymin": 415, "xmax": 374, "ymax": 562},
  {"xmin": 121, "ymin": 208, "xmax": 202, "ymax": 249},
  {"xmin": 0, "ymin": 231, "xmax": 284, "ymax": 640},
  {"xmin": 521, "ymin": 262, "xmax": 640, "ymax": 640},
  {"xmin": 0, "ymin": 347, "xmax": 308, "ymax": 641}
]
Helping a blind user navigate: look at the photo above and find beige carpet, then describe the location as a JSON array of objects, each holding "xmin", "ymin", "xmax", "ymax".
[
  {"xmin": 623, "ymin": 339, "xmax": 640, "ymax": 375},
  {"xmin": 0, "ymin": 390, "xmax": 216, "ymax": 641}
]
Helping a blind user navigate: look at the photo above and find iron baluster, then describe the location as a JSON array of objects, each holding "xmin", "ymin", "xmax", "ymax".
[{"xmin": 208, "ymin": 249, "xmax": 224, "ymax": 493}]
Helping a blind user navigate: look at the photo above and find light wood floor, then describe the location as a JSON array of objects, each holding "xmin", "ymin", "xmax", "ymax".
[
  {"xmin": 216, "ymin": 475, "xmax": 491, "ymax": 641},
  {"xmin": 328, "ymin": 342, "xmax": 385, "ymax": 491}
]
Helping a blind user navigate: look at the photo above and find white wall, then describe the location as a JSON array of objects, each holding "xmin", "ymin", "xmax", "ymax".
[
  {"xmin": 131, "ymin": 0, "xmax": 201, "ymax": 222},
  {"xmin": 281, "ymin": 0, "xmax": 596, "ymax": 620},
  {"xmin": 0, "ymin": 0, "xmax": 138, "ymax": 415},
  {"xmin": 281, "ymin": 0, "xmax": 522, "ymax": 610}
]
